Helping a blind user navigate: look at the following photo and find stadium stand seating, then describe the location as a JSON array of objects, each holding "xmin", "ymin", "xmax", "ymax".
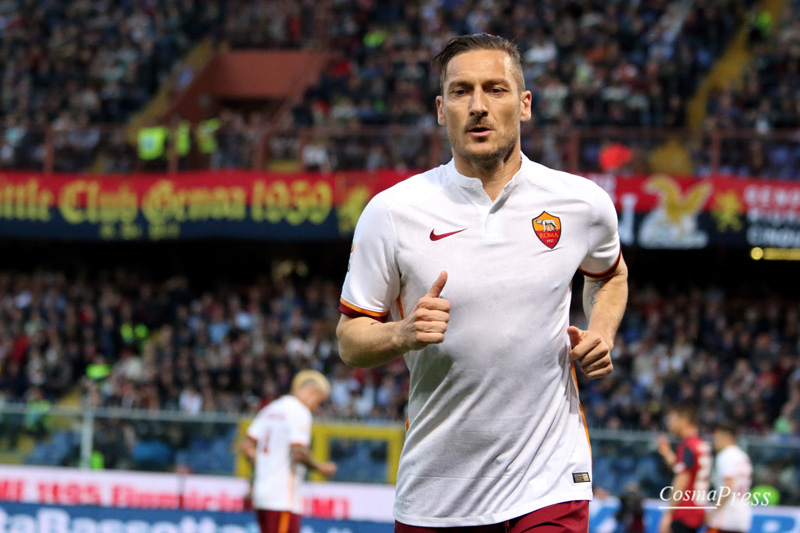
[
  {"xmin": 271, "ymin": 0, "xmax": 753, "ymax": 129},
  {"xmin": 0, "ymin": 269, "xmax": 797, "ymax": 436},
  {"xmin": 1, "ymin": 263, "xmax": 797, "ymax": 496},
  {"xmin": 0, "ymin": 0, "xmax": 221, "ymax": 171},
  {"xmin": 7, "ymin": 0, "xmax": 795, "ymax": 175},
  {"xmin": 704, "ymin": 0, "xmax": 800, "ymax": 178}
]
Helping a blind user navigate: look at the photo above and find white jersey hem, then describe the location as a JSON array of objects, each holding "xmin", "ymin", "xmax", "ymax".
[{"xmin": 393, "ymin": 488, "xmax": 593, "ymax": 528}]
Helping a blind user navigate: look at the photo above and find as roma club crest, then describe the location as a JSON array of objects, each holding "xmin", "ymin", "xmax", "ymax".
[{"xmin": 532, "ymin": 211, "xmax": 561, "ymax": 249}]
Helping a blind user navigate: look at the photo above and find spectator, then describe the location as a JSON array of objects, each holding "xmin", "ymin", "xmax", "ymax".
[{"xmin": 0, "ymin": 266, "xmax": 794, "ymax": 439}]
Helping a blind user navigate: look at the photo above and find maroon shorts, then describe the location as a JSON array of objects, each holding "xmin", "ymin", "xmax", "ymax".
[
  {"xmin": 395, "ymin": 500, "xmax": 589, "ymax": 533},
  {"xmin": 256, "ymin": 510, "xmax": 301, "ymax": 533}
]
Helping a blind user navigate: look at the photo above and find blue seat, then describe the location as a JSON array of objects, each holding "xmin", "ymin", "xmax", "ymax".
[
  {"xmin": 25, "ymin": 431, "xmax": 79, "ymax": 466},
  {"xmin": 132, "ymin": 440, "xmax": 173, "ymax": 470},
  {"xmin": 582, "ymin": 143, "xmax": 601, "ymax": 168},
  {"xmin": 768, "ymin": 145, "xmax": 790, "ymax": 167}
]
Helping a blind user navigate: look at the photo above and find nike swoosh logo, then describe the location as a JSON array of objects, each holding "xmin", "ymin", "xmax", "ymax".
[{"xmin": 430, "ymin": 228, "xmax": 467, "ymax": 241}]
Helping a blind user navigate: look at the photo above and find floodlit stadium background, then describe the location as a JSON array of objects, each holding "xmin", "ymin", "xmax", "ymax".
[{"xmin": 1, "ymin": 1, "xmax": 799, "ymax": 532}]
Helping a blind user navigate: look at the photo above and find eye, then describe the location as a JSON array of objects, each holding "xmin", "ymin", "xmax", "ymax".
[
  {"xmin": 491, "ymin": 87, "xmax": 505, "ymax": 94},
  {"xmin": 453, "ymin": 89, "xmax": 467, "ymax": 96}
]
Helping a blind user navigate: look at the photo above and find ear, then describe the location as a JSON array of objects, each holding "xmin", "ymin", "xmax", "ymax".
[
  {"xmin": 436, "ymin": 95, "xmax": 446, "ymax": 125},
  {"xmin": 520, "ymin": 90, "xmax": 533, "ymax": 123}
]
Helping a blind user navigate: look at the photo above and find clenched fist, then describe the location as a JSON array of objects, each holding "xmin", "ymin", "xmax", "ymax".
[
  {"xmin": 568, "ymin": 326, "xmax": 614, "ymax": 379},
  {"xmin": 395, "ymin": 271, "xmax": 451, "ymax": 351}
]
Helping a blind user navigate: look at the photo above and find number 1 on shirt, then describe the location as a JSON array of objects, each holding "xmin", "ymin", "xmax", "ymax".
[{"xmin": 262, "ymin": 430, "xmax": 271, "ymax": 454}]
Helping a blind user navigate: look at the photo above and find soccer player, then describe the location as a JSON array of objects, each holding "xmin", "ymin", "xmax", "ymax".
[
  {"xmin": 705, "ymin": 421, "xmax": 753, "ymax": 533},
  {"xmin": 336, "ymin": 34, "xmax": 628, "ymax": 531},
  {"xmin": 657, "ymin": 402, "xmax": 712, "ymax": 533},
  {"xmin": 240, "ymin": 370, "xmax": 337, "ymax": 533}
]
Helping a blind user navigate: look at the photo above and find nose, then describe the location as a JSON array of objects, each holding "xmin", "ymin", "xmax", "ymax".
[{"xmin": 469, "ymin": 89, "xmax": 488, "ymax": 116}]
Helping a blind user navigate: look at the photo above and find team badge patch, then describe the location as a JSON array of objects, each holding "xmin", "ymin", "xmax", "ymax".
[{"xmin": 532, "ymin": 211, "xmax": 561, "ymax": 249}]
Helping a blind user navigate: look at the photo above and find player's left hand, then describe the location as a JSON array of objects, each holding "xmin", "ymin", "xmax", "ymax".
[{"xmin": 567, "ymin": 326, "xmax": 613, "ymax": 379}]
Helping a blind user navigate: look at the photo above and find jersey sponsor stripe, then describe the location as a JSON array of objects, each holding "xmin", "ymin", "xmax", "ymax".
[
  {"xmin": 339, "ymin": 298, "xmax": 389, "ymax": 321},
  {"xmin": 578, "ymin": 251, "xmax": 622, "ymax": 278},
  {"xmin": 278, "ymin": 511, "xmax": 290, "ymax": 533},
  {"xmin": 571, "ymin": 362, "xmax": 592, "ymax": 454}
]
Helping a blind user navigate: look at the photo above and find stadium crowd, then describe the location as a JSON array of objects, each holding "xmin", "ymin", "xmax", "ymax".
[
  {"xmin": 0, "ymin": 268, "xmax": 798, "ymax": 439},
  {"xmin": 703, "ymin": 0, "xmax": 800, "ymax": 179},
  {"xmin": 276, "ymin": 0, "xmax": 759, "ymax": 173},
  {"xmin": 0, "ymin": 0, "xmax": 221, "ymax": 171},
  {"xmin": 9, "ymin": 0, "xmax": 800, "ymax": 176},
  {"xmin": 277, "ymin": 0, "xmax": 751, "ymax": 130}
]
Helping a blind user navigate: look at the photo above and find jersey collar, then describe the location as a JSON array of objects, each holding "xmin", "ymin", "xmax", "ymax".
[{"xmin": 445, "ymin": 152, "xmax": 531, "ymax": 192}]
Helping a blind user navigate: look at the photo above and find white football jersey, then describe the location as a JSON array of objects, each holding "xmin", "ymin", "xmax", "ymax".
[
  {"xmin": 247, "ymin": 395, "xmax": 312, "ymax": 514},
  {"xmin": 711, "ymin": 445, "xmax": 753, "ymax": 532},
  {"xmin": 340, "ymin": 155, "xmax": 621, "ymax": 527}
]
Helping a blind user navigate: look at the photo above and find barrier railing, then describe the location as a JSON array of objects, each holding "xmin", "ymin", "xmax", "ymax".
[
  {"xmin": 1, "ymin": 404, "xmax": 798, "ymax": 504},
  {"xmin": 2, "ymin": 124, "xmax": 800, "ymax": 179}
]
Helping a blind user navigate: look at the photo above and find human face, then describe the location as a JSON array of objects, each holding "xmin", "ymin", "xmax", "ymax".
[
  {"xmin": 296, "ymin": 386, "xmax": 328, "ymax": 413},
  {"xmin": 436, "ymin": 50, "xmax": 531, "ymax": 168},
  {"xmin": 666, "ymin": 412, "xmax": 681, "ymax": 436},
  {"xmin": 307, "ymin": 388, "xmax": 328, "ymax": 413},
  {"xmin": 712, "ymin": 429, "xmax": 731, "ymax": 452},
  {"xmin": 712, "ymin": 429, "xmax": 723, "ymax": 452}
]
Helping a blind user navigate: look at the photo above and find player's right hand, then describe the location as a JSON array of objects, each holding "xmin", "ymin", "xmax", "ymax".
[
  {"xmin": 657, "ymin": 435, "xmax": 676, "ymax": 467},
  {"xmin": 396, "ymin": 271, "xmax": 450, "ymax": 351},
  {"xmin": 657, "ymin": 435, "xmax": 672, "ymax": 458}
]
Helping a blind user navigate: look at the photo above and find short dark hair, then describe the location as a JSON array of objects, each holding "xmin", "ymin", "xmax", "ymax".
[
  {"xmin": 714, "ymin": 420, "xmax": 738, "ymax": 436},
  {"xmin": 668, "ymin": 401, "xmax": 699, "ymax": 426},
  {"xmin": 433, "ymin": 33, "xmax": 525, "ymax": 93}
]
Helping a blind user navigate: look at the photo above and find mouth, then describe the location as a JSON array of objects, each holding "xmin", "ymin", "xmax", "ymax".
[{"xmin": 467, "ymin": 126, "xmax": 492, "ymax": 138}]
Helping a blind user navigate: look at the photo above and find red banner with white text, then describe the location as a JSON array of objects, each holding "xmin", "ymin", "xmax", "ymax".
[{"xmin": 0, "ymin": 169, "xmax": 798, "ymax": 247}]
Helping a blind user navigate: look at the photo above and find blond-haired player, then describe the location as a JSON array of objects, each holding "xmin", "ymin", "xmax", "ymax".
[{"xmin": 240, "ymin": 370, "xmax": 337, "ymax": 533}]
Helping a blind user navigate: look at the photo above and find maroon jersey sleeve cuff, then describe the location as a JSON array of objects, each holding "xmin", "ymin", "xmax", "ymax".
[
  {"xmin": 339, "ymin": 298, "xmax": 389, "ymax": 322},
  {"xmin": 578, "ymin": 250, "xmax": 622, "ymax": 278}
]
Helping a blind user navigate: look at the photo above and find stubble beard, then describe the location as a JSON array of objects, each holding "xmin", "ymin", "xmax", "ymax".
[{"xmin": 450, "ymin": 126, "xmax": 520, "ymax": 169}]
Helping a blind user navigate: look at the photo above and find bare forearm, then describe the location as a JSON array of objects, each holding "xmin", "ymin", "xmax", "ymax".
[
  {"xmin": 291, "ymin": 445, "xmax": 322, "ymax": 471},
  {"xmin": 239, "ymin": 439, "xmax": 256, "ymax": 465},
  {"xmin": 661, "ymin": 450, "xmax": 676, "ymax": 469},
  {"xmin": 583, "ymin": 259, "xmax": 628, "ymax": 347},
  {"xmin": 337, "ymin": 316, "xmax": 406, "ymax": 368}
]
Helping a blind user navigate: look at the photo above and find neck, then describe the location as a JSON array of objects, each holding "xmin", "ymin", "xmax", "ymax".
[
  {"xmin": 292, "ymin": 391, "xmax": 311, "ymax": 410},
  {"xmin": 453, "ymin": 143, "xmax": 522, "ymax": 201},
  {"xmin": 681, "ymin": 427, "xmax": 698, "ymax": 439}
]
